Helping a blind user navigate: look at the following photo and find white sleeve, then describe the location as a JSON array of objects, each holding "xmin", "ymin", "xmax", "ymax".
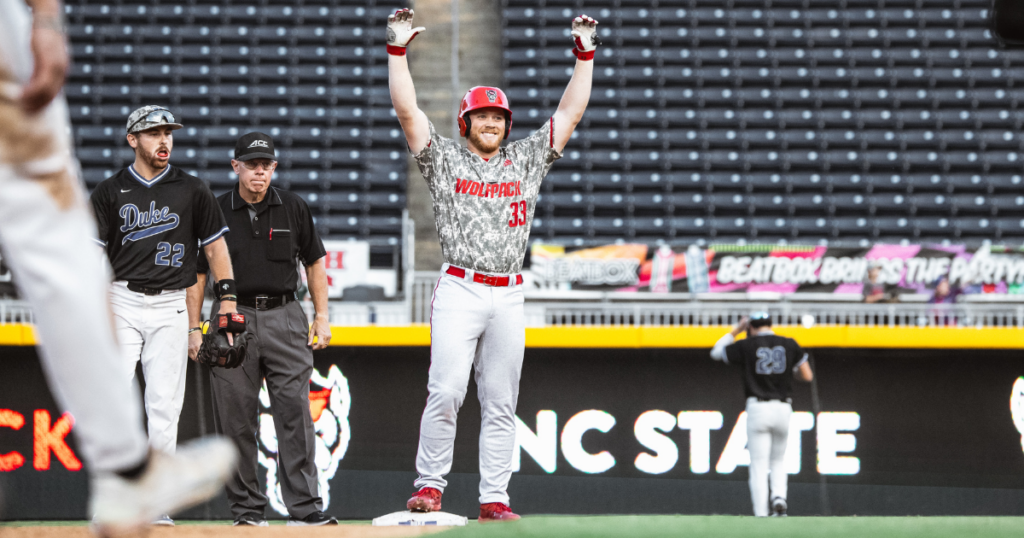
[{"xmin": 710, "ymin": 333, "xmax": 735, "ymax": 362}]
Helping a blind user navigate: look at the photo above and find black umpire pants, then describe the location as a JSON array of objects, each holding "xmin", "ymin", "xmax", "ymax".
[{"xmin": 209, "ymin": 299, "xmax": 322, "ymax": 519}]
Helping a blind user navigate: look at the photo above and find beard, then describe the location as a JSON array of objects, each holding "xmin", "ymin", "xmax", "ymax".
[
  {"xmin": 141, "ymin": 146, "xmax": 171, "ymax": 169},
  {"xmin": 468, "ymin": 129, "xmax": 503, "ymax": 154}
]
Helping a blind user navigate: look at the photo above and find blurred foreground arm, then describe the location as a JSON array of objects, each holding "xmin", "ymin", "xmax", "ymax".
[{"xmin": 22, "ymin": 0, "xmax": 68, "ymax": 114}]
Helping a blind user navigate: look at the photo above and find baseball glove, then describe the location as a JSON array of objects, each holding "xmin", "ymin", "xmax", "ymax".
[{"xmin": 197, "ymin": 313, "xmax": 256, "ymax": 369}]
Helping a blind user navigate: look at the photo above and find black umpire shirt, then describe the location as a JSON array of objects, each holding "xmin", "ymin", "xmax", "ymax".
[
  {"xmin": 724, "ymin": 333, "xmax": 809, "ymax": 401},
  {"xmin": 91, "ymin": 165, "xmax": 229, "ymax": 290},
  {"xmin": 198, "ymin": 184, "xmax": 326, "ymax": 296}
]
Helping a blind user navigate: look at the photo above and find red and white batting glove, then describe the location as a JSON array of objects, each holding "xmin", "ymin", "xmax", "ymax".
[
  {"xmin": 571, "ymin": 14, "xmax": 601, "ymax": 61},
  {"xmin": 386, "ymin": 8, "xmax": 425, "ymax": 56}
]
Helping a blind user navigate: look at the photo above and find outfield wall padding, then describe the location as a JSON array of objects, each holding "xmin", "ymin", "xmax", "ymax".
[{"xmin": 1, "ymin": 345, "xmax": 1023, "ymax": 519}]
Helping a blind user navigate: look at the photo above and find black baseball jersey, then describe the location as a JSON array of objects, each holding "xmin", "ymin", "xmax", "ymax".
[
  {"xmin": 90, "ymin": 165, "xmax": 229, "ymax": 290},
  {"xmin": 724, "ymin": 333, "xmax": 809, "ymax": 401}
]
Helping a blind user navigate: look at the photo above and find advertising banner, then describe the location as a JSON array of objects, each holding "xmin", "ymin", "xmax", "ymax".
[
  {"xmin": 2, "ymin": 346, "xmax": 1023, "ymax": 519},
  {"xmin": 530, "ymin": 243, "xmax": 1024, "ymax": 297},
  {"xmin": 321, "ymin": 240, "xmax": 370, "ymax": 298}
]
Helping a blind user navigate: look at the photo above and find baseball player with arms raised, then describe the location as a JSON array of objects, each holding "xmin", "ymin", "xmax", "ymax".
[
  {"xmin": 710, "ymin": 312, "xmax": 814, "ymax": 517},
  {"xmin": 387, "ymin": 8, "xmax": 598, "ymax": 522},
  {"xmin": 90, "ymin": 106, "xmax": 238, "ymax": 525},
  {"xmin": 0, "ymin": 0, "xmax": 236, "ymax": 533}
]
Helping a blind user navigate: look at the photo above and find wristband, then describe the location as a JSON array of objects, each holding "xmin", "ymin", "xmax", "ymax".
[
  {"xmin": 386, "ymin": 44, "xmax": 407, "ymax": 56},
  {"xmin": 573, "ymin": 48, "xmax": 595, "ymax": 61},
  {"xmin": 220, "ymin": 295, "xmax": 237, "ymax": 302},
  {"xmin": 215, "ymin": 279, "xmax": 236, "ymax": 299},
  {"xmin": 188, "ymin": 327, "xmax": 202, "ymax": 335}
]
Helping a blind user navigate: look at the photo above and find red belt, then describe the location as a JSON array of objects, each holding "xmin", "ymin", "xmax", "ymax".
[{"xmin": 446, "ymin": 265, "xmax": 523, "ymax": 287}]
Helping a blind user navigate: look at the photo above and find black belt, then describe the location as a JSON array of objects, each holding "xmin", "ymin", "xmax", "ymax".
[
  {"xmin": 127, "ymin": 282, "xmax": 166, "ymax": 296},
  {"xmin": 756, "ymin": 396, "xmax": 792, "ymax": 404},
  {"xmin": 236, "ymin": 293, "xmax": 295, "ymax": 311}
]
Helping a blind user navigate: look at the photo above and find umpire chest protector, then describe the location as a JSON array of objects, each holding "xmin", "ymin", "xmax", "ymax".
[{"xmin": 198, "ymin": 184, "xmax": 326, "ymax": 297}]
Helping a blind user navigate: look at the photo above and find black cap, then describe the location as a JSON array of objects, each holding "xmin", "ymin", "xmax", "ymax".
[
  {"xmin": 749, "ymin": 311, "xmax": 772, "ymax": 328},
  {"xmin": 234, "ymin": 132, "xmax": 276, "ymax": 161}
]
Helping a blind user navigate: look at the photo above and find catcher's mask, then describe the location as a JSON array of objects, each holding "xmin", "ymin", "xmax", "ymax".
[
  {"xmin": 458, "ymin": 86, "xmax": 512, "ymax": 139},
  {"xmin": 749, "ymin": 311, "xmax": 772, "ymax": 328}
]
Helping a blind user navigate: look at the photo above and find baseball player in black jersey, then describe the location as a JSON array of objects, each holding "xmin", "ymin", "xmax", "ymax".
[
  {"xmin": 710, "ymin": 312, "xmax": 814, "ymax": 517},
  {"xmin": 90, "ymin": 106, "xmax": 238, "ymax": 525}
]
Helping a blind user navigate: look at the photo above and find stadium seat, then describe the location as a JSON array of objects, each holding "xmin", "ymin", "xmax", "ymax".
[
  {"xmin": 65, "ymin": 2, "xmax": 406, "ymax": 245},
  {"xmin": 992, "ymin": 195, "xmax": 1024, "ymax": 215},
  {"xmin": 957, "ymin": 218, "xmax": 996, "ymax": 236},
  {"xmin": 785, "ymin": 216, "xmax": 826, "ymax": 236},
  {"xmin": 997, "ymin": 218, "xmax": 1024, "ymax": 236}
]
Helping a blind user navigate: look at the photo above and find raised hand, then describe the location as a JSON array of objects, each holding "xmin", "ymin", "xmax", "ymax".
[
  {"xmin": 387, "ymin": 8, "xmax": 426, "ymax": 54},
  {"xmin": 571, "ymin": 14, "xmax": 601, "ymax": 60}
]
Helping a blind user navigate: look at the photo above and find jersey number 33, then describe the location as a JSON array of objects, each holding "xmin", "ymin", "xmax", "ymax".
[{"xmin": 508, "ymin": 200, "xmax": 527, "ymax": 228}]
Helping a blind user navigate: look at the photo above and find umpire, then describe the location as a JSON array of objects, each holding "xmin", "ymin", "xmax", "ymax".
[
  {"xmin": 190, "ymin": 132, "xmax": 336, "ymax": 526},
  {"xmin": 709, "ymin": 312, "xmax": 813, "ymax": 517}
]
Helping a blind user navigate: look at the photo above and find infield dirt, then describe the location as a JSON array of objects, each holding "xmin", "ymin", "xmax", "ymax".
[{"xmin": 0, "ymin": 526, "xmax": 445, "ymax": 538}]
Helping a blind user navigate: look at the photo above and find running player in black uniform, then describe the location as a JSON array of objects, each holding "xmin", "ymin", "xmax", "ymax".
[
  {"xmin": 90, "ymin": 105, "xmax": 238, "ymax": 526},
  {"xmin": 710, "ymin": 312, "xmax": 814, "ymax": 517}
]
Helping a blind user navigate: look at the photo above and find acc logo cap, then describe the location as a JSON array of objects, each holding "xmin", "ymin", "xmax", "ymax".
[{"xmin": 234, "ymin": 132, "xmax": 277, "ymax": 161}]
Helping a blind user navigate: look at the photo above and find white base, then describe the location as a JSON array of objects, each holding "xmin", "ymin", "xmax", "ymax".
[{"xmin": 372, "ymin": 511, "xmax": 468, "ymax": 527}]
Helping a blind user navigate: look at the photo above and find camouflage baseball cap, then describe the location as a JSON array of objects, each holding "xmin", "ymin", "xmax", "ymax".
[{"xmin": 126, "ymin": 105, "xmax": 183, "ymax": 134}]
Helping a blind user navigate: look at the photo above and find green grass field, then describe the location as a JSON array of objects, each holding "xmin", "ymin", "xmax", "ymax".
[{"xmin": 436, "ymin": 515, "xmax": 1024, "ymax": 538}]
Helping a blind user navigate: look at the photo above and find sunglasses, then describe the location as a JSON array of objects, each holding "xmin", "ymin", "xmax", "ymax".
[{"xmin": 128, "ymin": 108, "xmax": 177, "ymax": 133}]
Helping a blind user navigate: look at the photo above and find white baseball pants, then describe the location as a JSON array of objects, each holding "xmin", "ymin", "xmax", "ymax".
[
  {"xmin": 0, "ymin": 0, "xmax": 148, "ymax": 473},
  {"xmin": 414, "ymin": 268, "xmax": 525, "ymax": 505},
  {"xmin": 109, "ymin": 282, "xmax": 189, "ymax": 454},
  {"xmin": 745, "ymin": 397, "xmax": 792, "ymax": 516}
]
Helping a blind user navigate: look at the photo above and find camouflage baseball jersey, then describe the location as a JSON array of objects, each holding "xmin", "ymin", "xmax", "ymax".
[{"xmin": 414, "ymin": 119, "xmax": 561, "ymax": 274}]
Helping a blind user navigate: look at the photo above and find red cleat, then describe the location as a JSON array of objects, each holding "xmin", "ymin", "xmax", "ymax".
[
  {"xmin": 406, "ymin": 487, "xmax": 442, "ymax": 512},
  {"xmin": 479, "ymin": 502, "xmax": 520, "ymax": 523}
]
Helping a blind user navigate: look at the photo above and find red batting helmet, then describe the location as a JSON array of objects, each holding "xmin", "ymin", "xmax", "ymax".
[{"xmin": 458, "ymin": 86, "xmax": 512, "ymax": 139}]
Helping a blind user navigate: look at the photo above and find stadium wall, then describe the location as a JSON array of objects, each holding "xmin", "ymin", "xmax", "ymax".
[{"xmin": 1, "ymin": 343, "xmax": 1023, "ymax": 520}]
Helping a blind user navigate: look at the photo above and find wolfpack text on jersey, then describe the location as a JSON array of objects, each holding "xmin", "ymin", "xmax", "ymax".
[{"xmin": 414, "ymin": 120, "xmax": 560, "ymax": 274}]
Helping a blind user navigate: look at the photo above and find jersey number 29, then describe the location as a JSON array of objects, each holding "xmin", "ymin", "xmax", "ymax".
[
  {"xmin": 155, "ymin": 242, "xmax": 184, "ymax": 267},
  {"xmin": 755, "ymin": 346, "xmax": 787, "ymax": 375},
  {"xmin": 508, "ymin": 201, "xmax": 527, "ymax": 228}
]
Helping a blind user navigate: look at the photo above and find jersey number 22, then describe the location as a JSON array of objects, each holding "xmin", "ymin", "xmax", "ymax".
[{"xmin": 155, "ymin": 242, "xmax": 184, "ymax": 267}]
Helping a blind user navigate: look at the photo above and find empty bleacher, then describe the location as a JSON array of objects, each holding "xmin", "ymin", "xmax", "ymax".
[
  {"xmin": 65, "ymin": 0, "xmax": 406, "ymax": 252},
  {"xmin": 504, "ymin": 1, "xmax": 1023, "ymax": 247}
]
